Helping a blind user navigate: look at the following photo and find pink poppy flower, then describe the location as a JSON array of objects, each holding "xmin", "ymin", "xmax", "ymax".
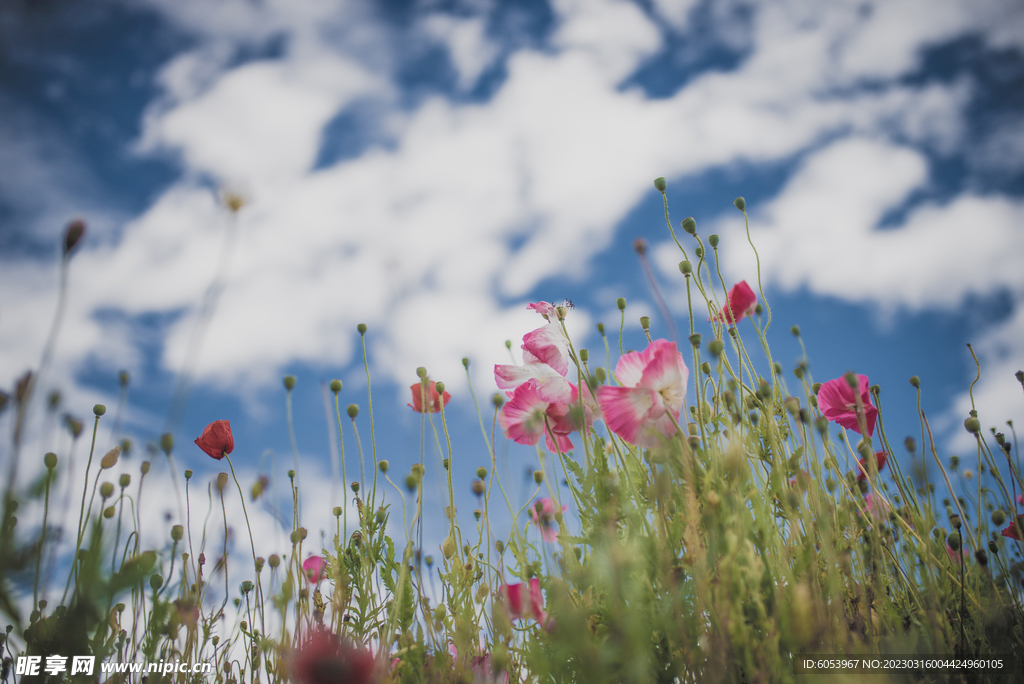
[
  {"xmin": 817, "ymin": 374, "xmax": 877, "ymax": 437},
  {"xmin": 713, "ymin": 280, "xmax": 757, "ymax": 325},
  {"xmin": 408, "ymin": 379, "xmax": 451, "ymax": 413},
  {"xmin": 195, "ymin": 420, "xmax": 234, "ymax": 460},
  {"xmin": 521, "ymin": 302, "xmax": 571, "ymax": 376},
  {"xmin": 596, "ymin": 339, "xmax": 688, "ymax": 448},
  {"xmin": 529, "ymin": 498, "xmax": 568, "ymax": 542},
  {"xmin": 495, "ymin": 349, "xmax": 572, "ymax": 404},
  {"xmin": 864, "ymin": 492, "xmax": 889, "ymax": 521},
  {"xmin": 291, "ymin": 631, "xmax": 375, "ymax": 684},
  {"xmin": 499, "ymin": 577, "xmax": 549, "ymax": 629},
  {"xmin": 1017, "ymin": 494, "xmax": 1023, "ymax": 507},
  {"xmin": 857, "ymin": 451, "xmax": 888, "ymax": 481},
  {"xmin": 302, "ymin": 555, "xmax": 326, "ymax": 583},
  {"xmin": 499, "ymin": 379, "xmax": 578, "ymax": 452}
]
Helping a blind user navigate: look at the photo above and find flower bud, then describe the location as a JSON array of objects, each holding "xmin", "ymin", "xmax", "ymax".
[
  {"xmin": 905, "ymin": 437, "xmax": 916, "ymax": 453},
  {"xmin": 171, "ymin": 525, "xmax": 184, "ymax": 541},
  {"xmin": 947, "ymin": 533, "xmax": 960, "ymax": 551},
  {"xmin": 505, "ymin": 340, "xmax": 512, "ymax": 349},
  {"xmin": 989, "ymin": 540, "xmax": 999, "ymax": 554},
  {"xmin": 443, "ymin": 458, "xmax": 450, "ymax": 470},
  {"xmin": 375, "ymin": 510, "xmax": 385, "ymax": 524},
  {"xmin": 378, "ymin": 460, "xmax": 389, "ymax": 473},
  {"xmin": 634, "ymin": 238, "xmax": 647, "ymax": 256},
  {"xmin": 639, "ymin": 316, "xmax": 650, "ymax": 330},
  {"xmin": 708, "ymin": 234, "xmax": 720, "ymax": 248},
  {"xmin": 964, "ymin": 417, "xmax": 980, "ymax": 434},
  {"xmin": 94, "ymin": 404, "xmax": 106, "ymax": 416},
  {"xmin": 283, "ymin": 375, "xmax": 296, "ymax": 390},
  {"xmin": 347, "ymin": 404, "xmax": 359, "ymax": 419},
  {"xmin": 100, "ymin": 482, "xmax": 114, "ymax": 499},
  {"xmin": 185, "ymin": 469, "xmax": 193, "ymax": 480},
  {"xmin": 579, "ymin": 348, "xmax": 589, "ymax": 363},
  {"xmin": 812, "ymin": 383, "xmax": 822, "ymax": 394},
  {"xmin": 290, "ymin": 530, "xmax": 302, "ymax": 544},
  {"xmin": 471, "ymin": 480, "xmax": 485, "ymax": 496},
  {"xmin": 793, "ymin": 367, "xmax": 804, "ymax": 380},
  {"xmin": 596, "ymin": 322, "xmax": 606, "ymax": 335},
  {"xmin": 949, "ymin": 513, "xmax": 961, "ymax": 530},
  {"xmin": 708, "ymin": 340, "xmax": 724, "ymax": 357},
  {"xmin": 119, "ymin": 474, "xmax": 131, "ymax": 488},
  {"xmin": 616, "ymin": 297, "xmax": 626, "ymax": 311},
  {"xmin": 492, "ymin": 393, "xmax": 504, "ymax": 408},
  {"xmin": 216, "ymin": 472, "xmax": 228, "ymax": 491},
  {"xmin": 533, "ymin": 470, "xmax": 544, "ymax": 484},
  {"xmin": 141, "ymin": 461, "xmax": 151, "ymax": 475},
  {"xmin": 694, "ymin": 245, "xmax": 704, "ymax": 258},
  {"xmin": 700, "ymin": 362, "xmax": 711, "ymax": 376},
  {"xmin": 411, "ymin": 463, "xmax": 425, "ymax": 477},
  {"xmin": 733, "ymin": 197, "xmax": 746, "ymax": 211},
  {"xmin": 950, "ymin": 455, "xmax": 959, "ymax": 468},
  {"xmin": 103, "ymin": 505, "xmax": 116, "ymax": 519},
  {"xmin": 405, "ymin": 475, "xmax": 417, "ymax": 491},
  {"xmin": 67, "ymin": 417, "xmax": 83, "ymax": 438},
  {"xmin": 442, "ymin": 536, "xmax": 456, "ymax": 559},
  {"xmin": 814, "ymin": 417, "xmax": 828, "ymax": 434},
  {"xmin": 434, "ymin": 381, "xmax": 445, "ymax": 394},
  {"xmin": 44, "ymin": 452, "xmax": 58, "ymax": 469},
  {"xmin": 160, "ymin": 433, "xmax": 173, "ymax": 455},
  {"xmin": 64, "ymin": 219, "xmax": 86, "ymax": 254},
  {"xmin": 594, "ymin": 367, "xmax": 607, "ymax": 383},
  {"xmin": 330, "ymin": 379, "xmax": 342, "ymax": 393},
  {"xmin": 351, "ymin": 481, "xmax": 360, "ymax": 493},
  {"xmin": 101, "ymin": 445, "xmax": 121, "ymax": 470},
  {"xmin": 653, "ymin": 177, "xmax": 667, "ymax": 192},
  {"xmin": 844, "ymin": 372, "xmax": 858, "ymax": 389},
  {"xmin": 474, "ymin": 509, "xmax": 482, "ymax": 521},
  {"xmin": 255, "ymin": 557, "xmax": 265, "ymax": 573},
  {"xmin": 269, "ymin": 554, "xmax": 281, "ymax": 568},
  {"xmin": 150, "ymin": 574, "xmax": 163, "ymax": 591},
  {"xmin": 681, "ymin": 217, "xmax": 696, "ymax": 234},
  {"xmin": 477, "ymin": 466, "xmax": 487, "ymax": 479},
  {"xmin": 790, "ymin": 325, "xmax": 800, "ymax": 336},
  {"xmin": 679, "ymin": 260, "xmax": 692, "ymax": 275},
  {"xmin": 992, "ymin": 510, "xmax": 1006, "ymax": 526}
]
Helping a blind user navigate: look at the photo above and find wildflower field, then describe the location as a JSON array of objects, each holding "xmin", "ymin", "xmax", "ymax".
[{"xmin": 2, "ymin": 183, "xmax": 1023, "ymax": 684}]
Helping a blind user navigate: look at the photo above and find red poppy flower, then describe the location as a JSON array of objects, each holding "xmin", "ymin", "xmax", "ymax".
[
  {"xmin": 195, "ymin": 420, "xmax": 234, "ymax": 460},
  {"xmin": 291, "ymin": 631, "xmax": 376, "ymax": 684},
  {"xmin": 857, "ymin": 451, "xmax": 888, "ymax": 481},
  {"xmin": 713, "ymin": 280, "xmax": 757, "ymax": 325},
  {"xmin": 303, "ymin": 555, "xmax": 326, "ymax": 583},
  {"xmin": 408, "ymin": 380, "xmax": 451, "ymax": 413},
  {"xmin": 1001, "ymin": 515, "xmax": 1024, "ymax": 541}
]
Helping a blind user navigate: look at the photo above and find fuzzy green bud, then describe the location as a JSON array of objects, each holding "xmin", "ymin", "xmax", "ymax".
[
  {"xmin": 992, "ymin": 510, "xmax": 1006, "ymax": 526},
  {"xmin": 347, "ymin": 404, "xmax": 359, "ymax": 419},
  {"xmin": 471, "ymin": 480, "xmax": 485, "ymax": 496},
  {"xmin": 357, "ymin": 323, "xmax": 367, "ymax": 335},
  {"xmin": 160, "ymin": 433, "xmax": 173, "ymax": 454},
  {"xmin": 351, "ymin": 481, "xmax": 360, "ymax": 493},
  {"xmin": 679, "ymin": 260, "xmax": 692, "ymax": 275},
  {"xmin": 171, "ymin": 525, "xmax": 184, "ymax": 541},
  {"xmin": 681, "ymin": 217, "xmax": 696, "ymax": 234},
  {"xmin": 434, "ymin": 381, "xmax": 445, "ymax": 394},
  {"xmin": 100, "ymin": 482, "xmax": 114, "ymax": 499},
  {"xmin": 579, "ymin": 348, "xmax": 588, "ymax": 363},
  {"xmin": 442, "ymin": 458, "xmax": 450, "ymax": 470},
  {"xmin": 184, "ymin": 469, "xmax": 193, "ymax": 480},
  {"xmin": 790, "ymin": 325, "xmax": 800, "ymax": 336},
  {"xmin": 905, "ymin": 437, "xmax": 916, "ymax": 453},
  {"xmin": 268, "ymin": 554, "xmax": 280, "ymax": 568},
  {"xmin": 708, "ymin": 339, "xmax": 724, "ymax": 357},
  {"xmin": 150, "ymin": 574, "xmax": 163, "ymax": 591},
  {"xmin": 216, "ymin": 472, "xmax": 228, "ymax": 491},
  {"xmin": 909, "ymin": 375, "xmax": 920, "ymax": 388},
  {"xmin": 119, "ymin": 474, "xmax": 130, "ymax": 488},
  {"xmin": 596, "ymin": 322, "xmax": 605, "ymax": 335},
  {"xmin": 708, "ymin": 234, "xmax": 719, "ymax": 248},
  {"xmin": 812, "ymin": 382, "xmax": 822, "ymax": 393},
  {"xmin": 477, "ymin": 466, "xmax": 487, "ymax": 479},
  {"xmin": 793, "ymin": 366, "xmax": 804, "ymax": 380},
  {"xmin": 947, "ymin": 533, "xmax": 960, "ymax": 551},
  {"xmin": 733, "ymin": 197, "xmax": 745, "ymax": 211},
  {"xmin": 94, "ymin": 404, "xmax": 106, "ymax": 416},
  {"xmin": 378, "ymin": 460, "xmax": 389, "ymax": 473},
  {"xmin": 639, "ymin": 316, "xmax": 650, "ymax": 330},
  {"xmin": 101, "ymin": 445, "xmax": 121, "ymax": 470},
  {"xmin": 330, "ymin": 379, "xmax": 342, "ymax": 393},
  {"xmin": 700, "ymin": 362, "xmax": 711, "ymax": 376},
  {"xmin": 442, "ymin": 536, "xmax": 456, "ymax": 559},
  {"xmin": 283, "ymin": 375, "xmax": 295, "ymax": 390},
  {"xmin": 688, "ymin": 333, "xmax": 701, "ymax": 348},
  {"xmin": 44, "ymin": 452, "xmax": 57, "ymax": 470},
  {"xmin": 653, "ymin": 177, "xmax": 667, "ymax": 192},
  {"xmin": 103, "ymin": 505, "xmax": 116, "ymax": 519},
  {"xmin": 616, "ymin": 297, "xmax": 626, "ymax": 311},
  {"xmin": 964, "ymin": 417, "xmax": 981, "ymax": 434},
  {"xmin": 594, "ymin": 367, "xmax": 607, "ymax": 383},
  {"xmin": 492, "ymin": 393, "xmax": 504, "ymax": 408},
  {"xmin": 533, "ymin": 470, "xmax": 544, "ymax": 484},
  {"xmin": 405, "ymin": 475, "xmax": 417, "ymax": 492},
  {"xmin": 141, "ymin": 461, "xmax": 150, "ymax": 475},
  {"xmin": 694, "ymin": 245, "xmax": 704, "ymax": 258},
  {"xmin": 989, "ymin": 540, "xmax": 999, "ymax": 554}
]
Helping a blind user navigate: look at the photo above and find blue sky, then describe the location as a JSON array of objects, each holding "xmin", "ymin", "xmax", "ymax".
[{"xmin": 1, "ymin": 0, "xmax": 1023, "ymax": 564}]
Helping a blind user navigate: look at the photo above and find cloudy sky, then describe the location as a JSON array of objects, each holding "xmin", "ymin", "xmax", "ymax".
[{"xmin": 1, "ymin": 0, "xmax": 1023, "ymax": 560}]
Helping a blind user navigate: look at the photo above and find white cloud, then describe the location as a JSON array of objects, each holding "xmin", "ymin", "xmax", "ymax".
[{"xmin": 3, "ymin": 0, "xmax": 1022, "ymax": 438}]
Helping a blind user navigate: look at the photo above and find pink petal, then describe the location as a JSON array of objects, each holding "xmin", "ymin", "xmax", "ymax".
[
  {"xmin": 596, "ymin": 386, "xmax": 658, "ymax": 447},
  {"xmin": 501, "ymin": 582, "xmax": 525, "ymax": 618},
  {"xmin": 523, "ymin": 323, "xmax": 570, "ymax": 376},
  {"xmin": 817, "ymin": 374, "xmax": 877, "ymax": 436},
  {"xmin": 528, "ymin": 577, "xmax": 550, "ymax": 629},
  {"xmin": 613, "ymin": 343, "xmax": 662, "ymax": 388},
  {"xmin": 499, "ymin": 382, "xmax": 550, "ymax": 446},
  {"xmin": 527, "ymin": 301, "xmax": 557, "ymax": 319},
  {"xmin": 636, "ymin": 340, "xmax": 688, "ymax": 413}
]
